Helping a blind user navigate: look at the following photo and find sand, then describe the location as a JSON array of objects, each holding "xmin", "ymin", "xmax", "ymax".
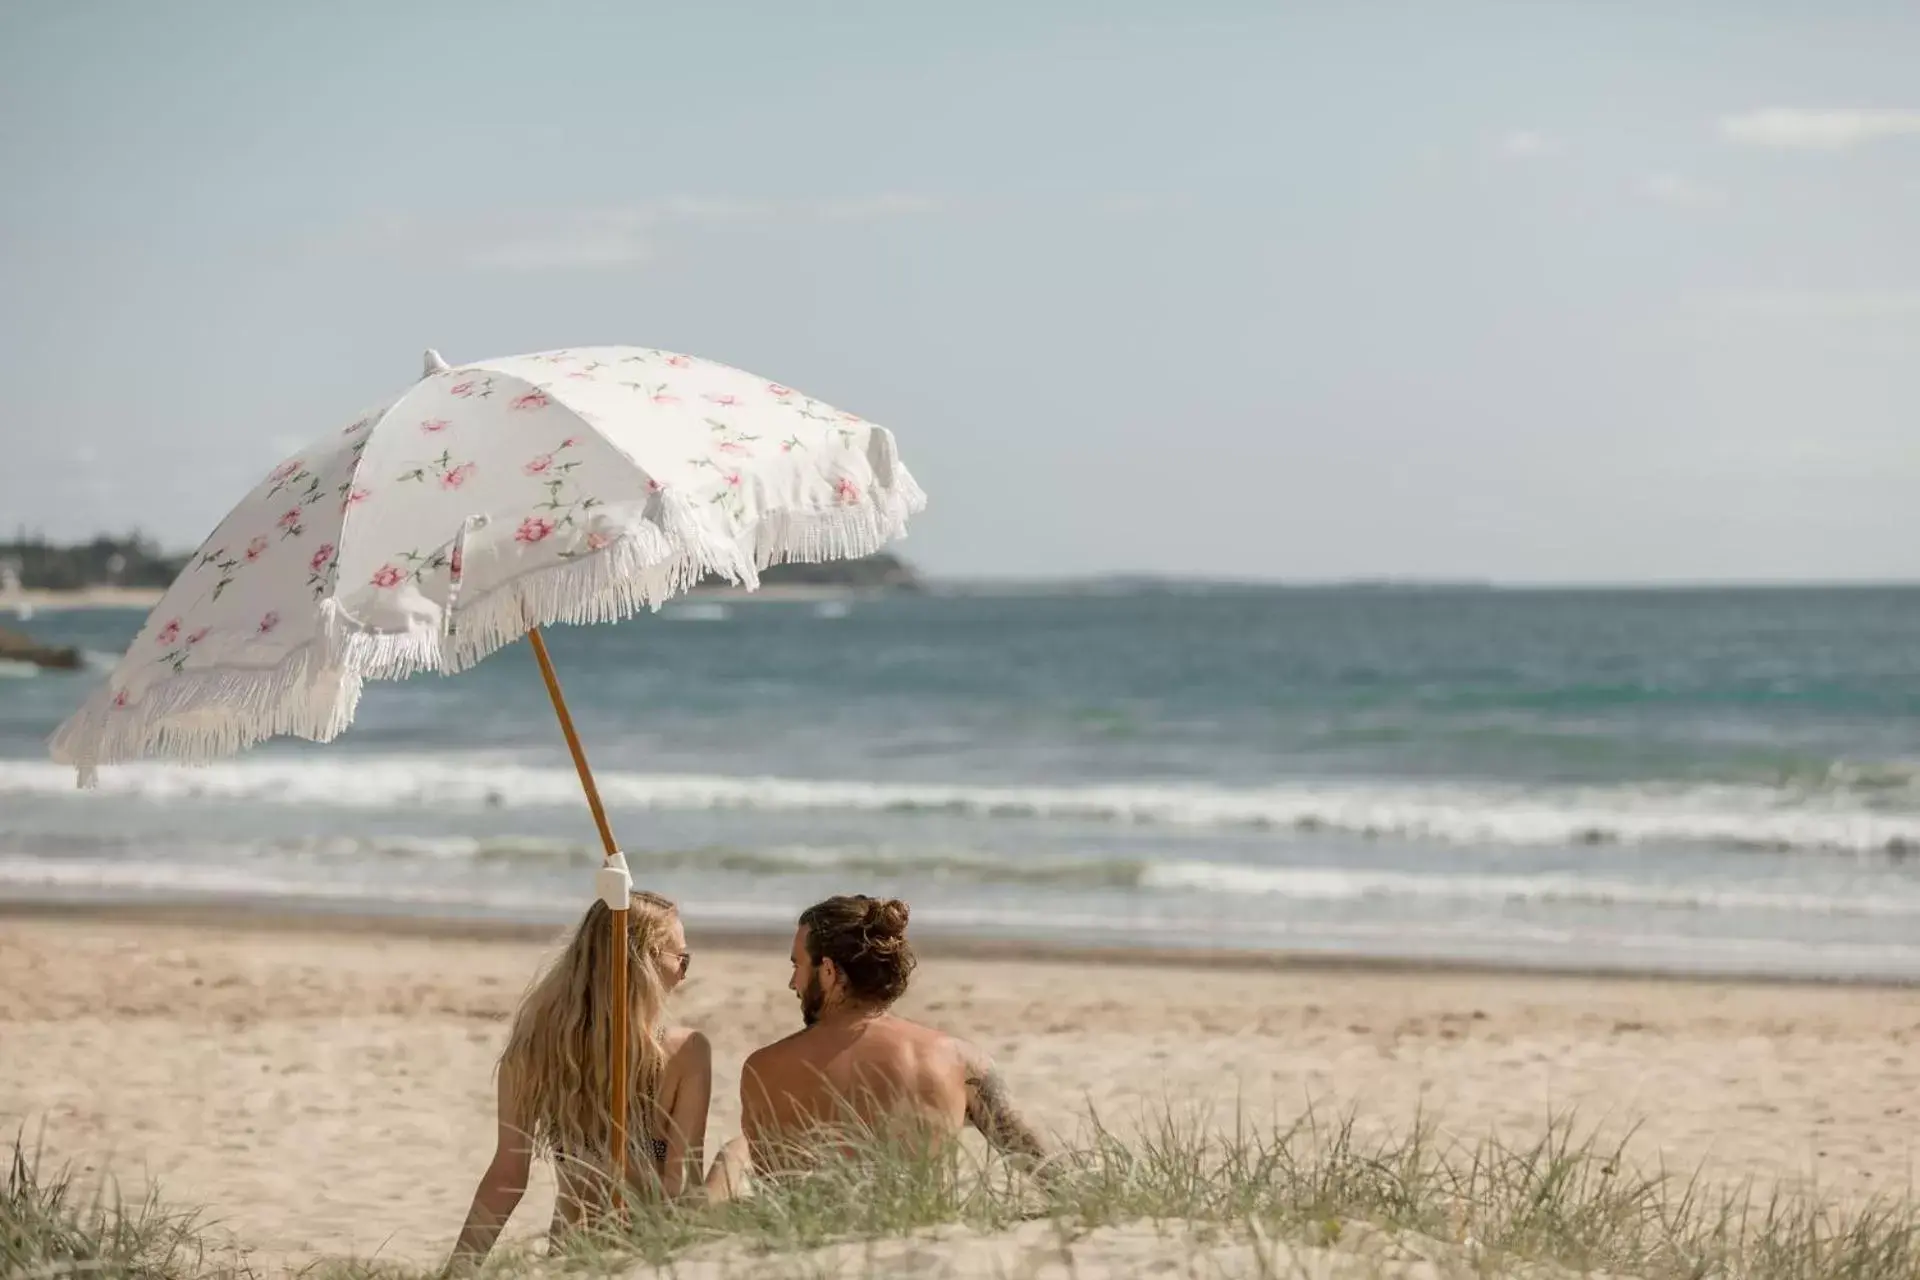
[{"xmin": 3, "ymin": 906, "xmax": 1917, "ymax": 1274}]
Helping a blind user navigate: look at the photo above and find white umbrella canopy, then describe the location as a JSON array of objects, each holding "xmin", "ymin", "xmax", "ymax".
[{"xmin": 50, "ymin": 346, "xmax": 926, "ymax": 782}]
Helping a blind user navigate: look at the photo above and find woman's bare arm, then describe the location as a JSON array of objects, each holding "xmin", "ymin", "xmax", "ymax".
[
  {"xmin": 444, "ymin": 1072, "xmax": 532, "ymax": 1275},
  {"xmin": 655, "ymin": 1029, "xmax": 712, "ymax": 1200}
]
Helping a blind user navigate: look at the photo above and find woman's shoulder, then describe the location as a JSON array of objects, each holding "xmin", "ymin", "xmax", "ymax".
[{"xmin": 660, "ymin": 1024, "xmax": 711, "ymax": 1063}]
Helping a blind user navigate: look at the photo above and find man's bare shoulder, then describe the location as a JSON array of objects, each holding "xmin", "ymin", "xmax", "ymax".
[
  {"xmin": 923, "ymin": 1027, "xmax": 989, "ymax": 1074},
  {"xmin": 875, "ymin": 1014, "xmax": 960, "ymax": 1050},
  {"xmin": 743, "ymin": 1028, "xmax": 813, "ymax": 1072}
]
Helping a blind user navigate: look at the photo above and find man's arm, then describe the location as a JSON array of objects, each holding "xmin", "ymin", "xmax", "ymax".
[
  {"xmin": 958, "ymin": 1041, "xmax": 1051, "ymax": 1173},
  {"xmin": 707, "ymin": 1045, "xmax": 777, "ymax": 1203}
]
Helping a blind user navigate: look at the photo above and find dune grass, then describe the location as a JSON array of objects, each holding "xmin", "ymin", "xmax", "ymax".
[{"xmin": 8, "ymin": 1107, "xmax": 1916, "ymax": 1279}]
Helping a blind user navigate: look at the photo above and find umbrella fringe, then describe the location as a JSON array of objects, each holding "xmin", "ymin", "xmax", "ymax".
[{"xmin": 49, "ymin": 449, "xmax": 926, "ymax": 786}]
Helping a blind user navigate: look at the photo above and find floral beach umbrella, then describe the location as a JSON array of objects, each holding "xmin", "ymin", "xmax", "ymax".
[{"xmin": 49, "ymin": 345, "xmax": 927, "ymax": 1190}]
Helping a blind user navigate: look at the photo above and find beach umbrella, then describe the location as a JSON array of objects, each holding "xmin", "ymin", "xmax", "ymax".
[{"xmin": 48, "ymin": 345, "xmax": 927, "ymax": 1193}]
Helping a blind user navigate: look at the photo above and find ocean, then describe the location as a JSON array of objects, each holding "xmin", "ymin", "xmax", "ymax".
[{"xmin": 3, "ymin": 586, "xmax": 1919, "ymax": 981}]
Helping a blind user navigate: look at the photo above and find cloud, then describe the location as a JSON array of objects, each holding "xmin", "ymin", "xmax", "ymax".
[
  {"xmin": 1641, "ymin": 172, "xmax": 1725, "ymax": 210},
  {"xmin": 1720, "ymin": 108, "xmax": 1920, "ymax": 150},
  {"xmin": 1496, "ymin": 129, "xmax": 1560, "ymax": 160}
]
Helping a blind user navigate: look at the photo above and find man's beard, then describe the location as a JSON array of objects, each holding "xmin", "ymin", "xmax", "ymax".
[{"xmin": 800, "ymin": 968, "xmax": 825, "ymax": 1027}]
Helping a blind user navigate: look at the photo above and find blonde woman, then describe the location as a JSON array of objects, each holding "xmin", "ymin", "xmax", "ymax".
[{"xmin": 446, "ymin": 891, "xmax": 711, "ymax": 1270}]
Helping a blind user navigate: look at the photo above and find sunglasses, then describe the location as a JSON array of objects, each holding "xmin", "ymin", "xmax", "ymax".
[{"xmin": 664, "ymin": 951, "xmax": 692, "ymax": 979}]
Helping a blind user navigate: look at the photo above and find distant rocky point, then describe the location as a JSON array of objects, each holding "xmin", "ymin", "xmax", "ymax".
[
  {"xmin": 0, "ymin": 623, "xmax": 80, "ymax": 670},
  {"xmin": 705, "ymin": 551, "xmax": 922, "ymax": 593}
]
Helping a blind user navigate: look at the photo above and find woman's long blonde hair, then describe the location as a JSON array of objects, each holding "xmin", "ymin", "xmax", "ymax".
[{"xmin": 498, "ymin": 890, "xmax": 679, "ymax": 1165}]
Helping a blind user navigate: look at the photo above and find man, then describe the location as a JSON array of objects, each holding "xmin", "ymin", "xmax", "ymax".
[{"xmin": 706, "ymin": 894, "xmax": 1051, "ymax": 1198}]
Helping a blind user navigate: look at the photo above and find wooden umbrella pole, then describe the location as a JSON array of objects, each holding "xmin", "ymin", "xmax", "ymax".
[{"xmin": 526, "ymin": 627, "xmax": 630, "ymax": 1203}]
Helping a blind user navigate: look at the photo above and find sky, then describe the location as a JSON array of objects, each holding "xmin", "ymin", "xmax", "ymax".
[{"xmin": 1, "ymin": 1, "xmax": 1916, "ymax": 584}]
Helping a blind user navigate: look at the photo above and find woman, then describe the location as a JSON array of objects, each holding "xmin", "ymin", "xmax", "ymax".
[{"xmin": 446, "ymin": 890, "xmax": 711, "ymax": 1270}]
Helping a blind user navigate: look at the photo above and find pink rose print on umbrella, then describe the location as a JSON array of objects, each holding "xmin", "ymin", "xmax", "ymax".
[
  {"xmin": 781, "ymin": 435, "xmax": 804, "ymax": 453},
  {"xmin": 186, "ymin": 628, "xmax": 210, "ymax": 645},
  {"xmin": 265, "ymin": 460, "xmax": 318, "ymax": 504},
  {"xmin": 651, "ymin": 393, "xmax": 682, "ymax": 406},
  {"xmin": 586, "ymin": 531, "xmax": 614, "ymax": 551},
  {"xmin": 835, "ymin": 476, "xmax": 862, "ymax": 505},
  {"xmin": 449, "ymin": 381, "xmax": 474, "ymax": 397},
  {"xmin": 397, "ymin": 450, "xmax": 472, "ymax": 490},
  {"xmin": 343, "ymin": 487, "xmax": 372, "ymax": 508},
  {"xmin": 420, "ymin": 418, "xmax": 451, "ymax": 434},
  {"xmin": 839, "ymin": 412, "xmax": 863, "ymax": 422},
  {"xmin": 704, "ymin": 393, "xmax": 739, "ymax": 407},
  {"xmin": 511, "ymin": 390, "xmax": 550, "ymax": 411},
  {"xmin": 718, "ymin": 441, "xmax": 752, "ymax": 456},
  {"xmin": 257, "ymin": 612, "xmax": 279, "ymax": 635},
  {"xmin": 156, "ymin": 619, "xmax": 181, "ymax": 645},
  {"xmin": 307, "ymin": 543, "xmax": 337, "ymax": 598},
  {"xmin": 665, "ymin": 355, "xmax": 691, "ymax": 368},
  {"xmin": 767, "ymin": 383, "xmax": 793, "ymax": 398},
  {"xmin": 725, "ymin": 471, "xmax": 743, "ymax": 488},
  {"xmin": 449, "ymin": 545, "xmax": 464, "ymax": 580},
  {"xmin": 524, "ymin": 453, "xmax": 554, "ymax": 476},
  {"xmin": 371, "ymin": 565, "xmax": 405, "ymax": 589},
  {"xmin": 515, "ymin": 516, "xmax": 556, "ymax": 544},
  {"xmin": 561, "ymin": 437, "xmax": 579, "ymax": 448},
  {"xmin": 244, "ymin": 536, "xmax": 270, "ymax": 562},
  {"xmin": 278, "ymin": 508, "xmax": 302, "ymax": 530},
  {"xmin": 112, "ymin": 690, "xmax": 129, "ymax": 709}
]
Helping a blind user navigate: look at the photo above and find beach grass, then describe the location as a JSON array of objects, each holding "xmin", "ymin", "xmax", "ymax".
[{"xmin": 8, "ymin": 1108, "xmax": 1916, "ymax": 1279}]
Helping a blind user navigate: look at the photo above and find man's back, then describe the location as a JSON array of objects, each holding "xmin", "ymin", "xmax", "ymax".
[
  {"xmin": 705, "ymin": 895, "xmax": 1050, "ymax": 1197},
  {"xmin": 742, "ymin": 1014, "xmax": 970, "ymax": 1163}
]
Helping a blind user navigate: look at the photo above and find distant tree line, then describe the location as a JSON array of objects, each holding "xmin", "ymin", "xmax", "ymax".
[
  {"xmin": 1, "ymin": 534, "xmax": 187, "ymax": 591},
  {"xmin": 1, "ymin": 532, "xmax": 920, "ymax": 593}
]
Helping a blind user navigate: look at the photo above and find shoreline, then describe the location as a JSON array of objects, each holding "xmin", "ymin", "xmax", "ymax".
[
  {"xmin": 4, "ymin": 586, "xmax": 165, "ymax": 613},
  {"xmin": 6, "ymin": 893, "xmax": 1916, "ymax": 991}
]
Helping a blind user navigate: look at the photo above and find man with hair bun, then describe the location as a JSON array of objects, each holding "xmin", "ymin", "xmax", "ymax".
[{"xmin": 705, "ymin": 894, "xmax": 1051, "ymax": 1198}]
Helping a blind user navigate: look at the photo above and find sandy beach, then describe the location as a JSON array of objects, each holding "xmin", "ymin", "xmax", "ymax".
[{"xmin": 3, "ymin": 903, "xmax": 1916, "ymax": 1274}]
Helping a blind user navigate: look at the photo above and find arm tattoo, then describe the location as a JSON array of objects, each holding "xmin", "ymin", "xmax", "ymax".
[{"xmin": 964, "ymin": 1063, "xmax": 1048, "ymax": 1166}]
